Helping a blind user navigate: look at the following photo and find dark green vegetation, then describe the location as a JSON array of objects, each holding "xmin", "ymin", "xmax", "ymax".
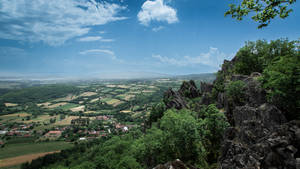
[
  {"xmin": 225, "ymin": 0, "xmax": 297, "ymax": 28},
  {"xmin": 0, "ymin": 85, "xmax": 79, "ymax": 104},
  {"xmin": 22, "ymin": 104, "xmax": 228, "ymax": 169},
  {"xmin": 214, "ymin": 39, "xmax": 300, "ymax": 120}
]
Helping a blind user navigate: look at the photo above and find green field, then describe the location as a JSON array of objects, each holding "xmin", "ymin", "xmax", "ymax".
[
  {"xmin": 0, "ymin": 142, "xmax": 73, "ymax": 159},
  {"xmin": 55, "ymin": 103, "xmax": 79, "ymax": 110}
]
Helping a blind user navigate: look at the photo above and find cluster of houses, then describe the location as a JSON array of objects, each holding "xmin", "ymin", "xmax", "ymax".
[
  {"xmin": 0, "ymin": 123, "xmax": 33, "ymax": 138},
  {"xmin": 0, "ymin": 114, "xmax": 137, "ymax": 144}
]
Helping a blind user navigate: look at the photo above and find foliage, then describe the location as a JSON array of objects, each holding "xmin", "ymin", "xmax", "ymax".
[
  {"xmin": 231, "ymin": 39, "xmax": 300, "ymax": 119},
  {"xmin": 0, "ymin": 85, "xmax": 79, "ymax": 104},
  {"xmin": 261, "ymin": 54, "xmax": 300, "ymax": 120},
  {"xmin": 159, "ymin": 109, "xmax": 208, "ymax": 167},
  {"xmin": 22, "ymin": 104, "xmax": 228, "ymax": 169},
  {"xmin": 147, "ymin": 102, "xmax": 166, "ymax": 126},
  {"xmin": 197, "ymin": 105, "xmax": 229, "ymax": 163},
  {"xmin": 225, "ymin": 0, "xmax": 297, "ymax": 28},
  {"xmin": 225, "ymin": 80, "xmax": 246, "ymax": 104}
]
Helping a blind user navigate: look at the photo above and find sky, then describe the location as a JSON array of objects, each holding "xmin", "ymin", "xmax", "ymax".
[{"xmin": 0, "ymin": 0, "xmax": 299, "ymax": 78}]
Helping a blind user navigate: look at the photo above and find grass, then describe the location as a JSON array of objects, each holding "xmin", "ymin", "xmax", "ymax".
[
  {"xmin": 0, "ymin": 141, "xmax": 73, "ymax": 159},
  {"xmin": 6, "ymin": 137, "xmax": 36, "ymax": 145},
  {"xmin": 55, "ymin": 103, "xmax": 79, "ymax": 110},
  {"xmin": 0, "ymin": 164, "xmax": 21, "ymax": 169}
]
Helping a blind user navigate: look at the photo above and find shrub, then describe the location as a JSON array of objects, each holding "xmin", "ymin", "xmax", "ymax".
[{"xmin": 225, "ymin": 80, "xmax": 246, "ymax": 104}]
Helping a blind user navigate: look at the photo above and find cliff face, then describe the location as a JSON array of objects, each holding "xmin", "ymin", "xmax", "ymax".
[{"xmin": 215, "ymin": 59, "xmax": 300, "ymax": 169}]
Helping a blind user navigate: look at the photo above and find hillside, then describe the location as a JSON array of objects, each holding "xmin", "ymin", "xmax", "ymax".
[{"xmin": 22, "ymin": 39, "xmax": 300, "ymax": 169}]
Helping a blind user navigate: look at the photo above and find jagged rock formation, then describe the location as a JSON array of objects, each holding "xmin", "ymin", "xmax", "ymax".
[
  {"xmin": 163, "ymin": 80, "xmax": 201, "ymax": 109},
  {"xmin": 215, "ymin": 60, "xmax": 300, "ymax": 169},
  {"xmin": 178, "ymin": 80, "xmax": 201, "ymax": 99},
  {"xmin": 153, "ymin": 159, "xmax": 198, "ymax": 169},
  {"xmin": 163, "ymin": 88, "xmax": 187, "ymax": 109}
]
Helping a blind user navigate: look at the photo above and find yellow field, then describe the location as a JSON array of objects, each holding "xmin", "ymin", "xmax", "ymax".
[
  {"xmin": 117, "ymin": 85, "xmax": 131, "ymax": 89},
  {"xmin": 79, "ymin": 92, "xmax": 97, "ymax": 97},
  {"xmin": 37, "ymin": 102, "xmax": 51, "ymax": 107},
  {"xmin": 2, "ymin": 113, "xmax": 30, "ymax": 118},
  {"xmin": 24, "ymin": 115, "xmax": 59, "ymax": 124},
  {"xmin": 54, "ymin": 94, "xmax": 77, "ymax": 102},
  {"xmin": 106, "ymin": 84, "xmax": 116, "ymax": 88},
  {"xmin": 120, "ymin": 110, "xmax": 132, "ymax": 113},
  {"xmin": 47, "ymin": 102, "xmax": 68, "ymax": 108},
  {"xmin": 148, "ymin": 86, "xmax": 158, "ymax": 89},
  {"xmin": 55, "ymin": 116, "xmax": 79, "ymax": 125},
  {"xmin": 70, "ymin": 105, "xmax": 85, "ymax": 112},
  {"xmin": 104, "ymin": 99, "xmax": 123, "ymax": 106},
  {"xmin": 0, "ymin": 151, "xmax": 59, "ymax": 168},
  {"xmin": 142, "ymin": 90, "xmax": 155, "ymax": 93},
  {"xmin": 117, "ymin": 94, "xmax": 135, "ymax": 101},
  {"xmin": 84, "ymin": 111, "xmax": 96, "ymax": 114},
  {"xmin": 90, "ymin": 98, "xmax": 100, "ymax": 103},
  {"xmin": 4, "ymin": 103, "xmax": 18, "ymax": 107}
]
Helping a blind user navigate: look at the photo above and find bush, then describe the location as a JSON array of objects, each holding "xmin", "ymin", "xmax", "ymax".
[
  {"xmin": 225, "ymin": 80, "xmax": 246, "ymax": 104},
  {"xmin": 261, "ymin": 55, "xmax": 300, "ymax": 120}
]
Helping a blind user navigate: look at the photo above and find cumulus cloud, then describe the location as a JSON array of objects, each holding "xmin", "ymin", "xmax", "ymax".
[
  {"xmin": 138, "ymin": 0, "xmax": 178, "ymax": 26},
  {"xmin": 152, "ymin": 47, "xmax": 233, "ymax": 70},
  {"xmin": 0, "ymin": 0, "xmax": 126, "ymax": 46},
  {"xmin": 79, "ymin": 49, "xmax": 116, "ymax": 60}
]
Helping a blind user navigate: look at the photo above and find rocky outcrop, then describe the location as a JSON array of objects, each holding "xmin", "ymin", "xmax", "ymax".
[
  {"xmin": 216, "ymin": 70, "xmax": 300, "ymax": 168},
  {"xmin": 153, "ymin": 159, "xmax": 198, "ymax": 169},
  {"xmin": 213, "ymin": 58, "xmax": 300, "ymax": 169},
  {"xmin": 200, "ymin": 82, "xmax": 213, "ymax": 94},
  {"xmin": 163, "ymin": 88, "xmax": 187, "ymax": 109},
  {"xmin": 163, "ymin": 80, "xmax": 202, "ymax": 109},
  {"xmin": 178, "ymin": 80, "xmax": 201, "ymax": 99},
  {"xmin": 220, "ymin": 120, "xmax": 300, "ymax": 169},
  {"xmin": 219, "ymin": 74, "xmax": 267, "ymax": 126}
]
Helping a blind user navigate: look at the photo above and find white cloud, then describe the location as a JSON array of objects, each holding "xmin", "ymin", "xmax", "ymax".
[
  {"xmin": 78, "ymin": 36, "xmax": 103, "ymax": 42},
  {"xmin": 152, "ymin": 26, "xmax": 165, "ymax": 32},
  {"xmin": 138, "ymin": 0, "xmax": 178, "ymax": 26},
  {"xmin": 0, "ymin": 0, "xmax": 126, "ymax": 46},
  {"xmin": 79, "ymin": 49, "xmax": 116, "ymax": 60},
  {"xmin": 100, "ymin": 39, "xmax": 115, "ymax": 42},
  {"xmin": 152, "ymin": 47, "xmax": 233, "ymax": 70},
  {"xmin": 77, "ymin": 36, "xmax": 115, "ymax": 42}
]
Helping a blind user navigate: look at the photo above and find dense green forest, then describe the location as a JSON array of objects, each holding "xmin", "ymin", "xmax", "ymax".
[{"xmin": 0, "ymin": 85, "xmax": 79, "ymax": 104}]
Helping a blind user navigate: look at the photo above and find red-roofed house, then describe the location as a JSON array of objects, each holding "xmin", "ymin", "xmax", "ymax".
[{"xmin": 45, "ymin": 131, "xmax": 62, "ymax": 138}]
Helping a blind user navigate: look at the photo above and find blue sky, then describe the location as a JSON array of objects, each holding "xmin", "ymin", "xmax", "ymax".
[{"xmin": 0, "ymin": 0, "xmax": 299, "ymax": 78}]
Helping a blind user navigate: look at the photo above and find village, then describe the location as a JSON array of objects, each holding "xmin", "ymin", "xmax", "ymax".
[{"xmin": 0, "ymin": 114, "xmax": 139, "ymax": 147}]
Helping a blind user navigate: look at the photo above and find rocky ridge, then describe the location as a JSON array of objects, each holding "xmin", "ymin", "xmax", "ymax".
[
  {"xmin": 157, "ymin": 58, "xmax": 300, "ymax": 169},
  {"xmin": 216, "ymin": 59, "xmax": 300, "ymax": 169}
]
